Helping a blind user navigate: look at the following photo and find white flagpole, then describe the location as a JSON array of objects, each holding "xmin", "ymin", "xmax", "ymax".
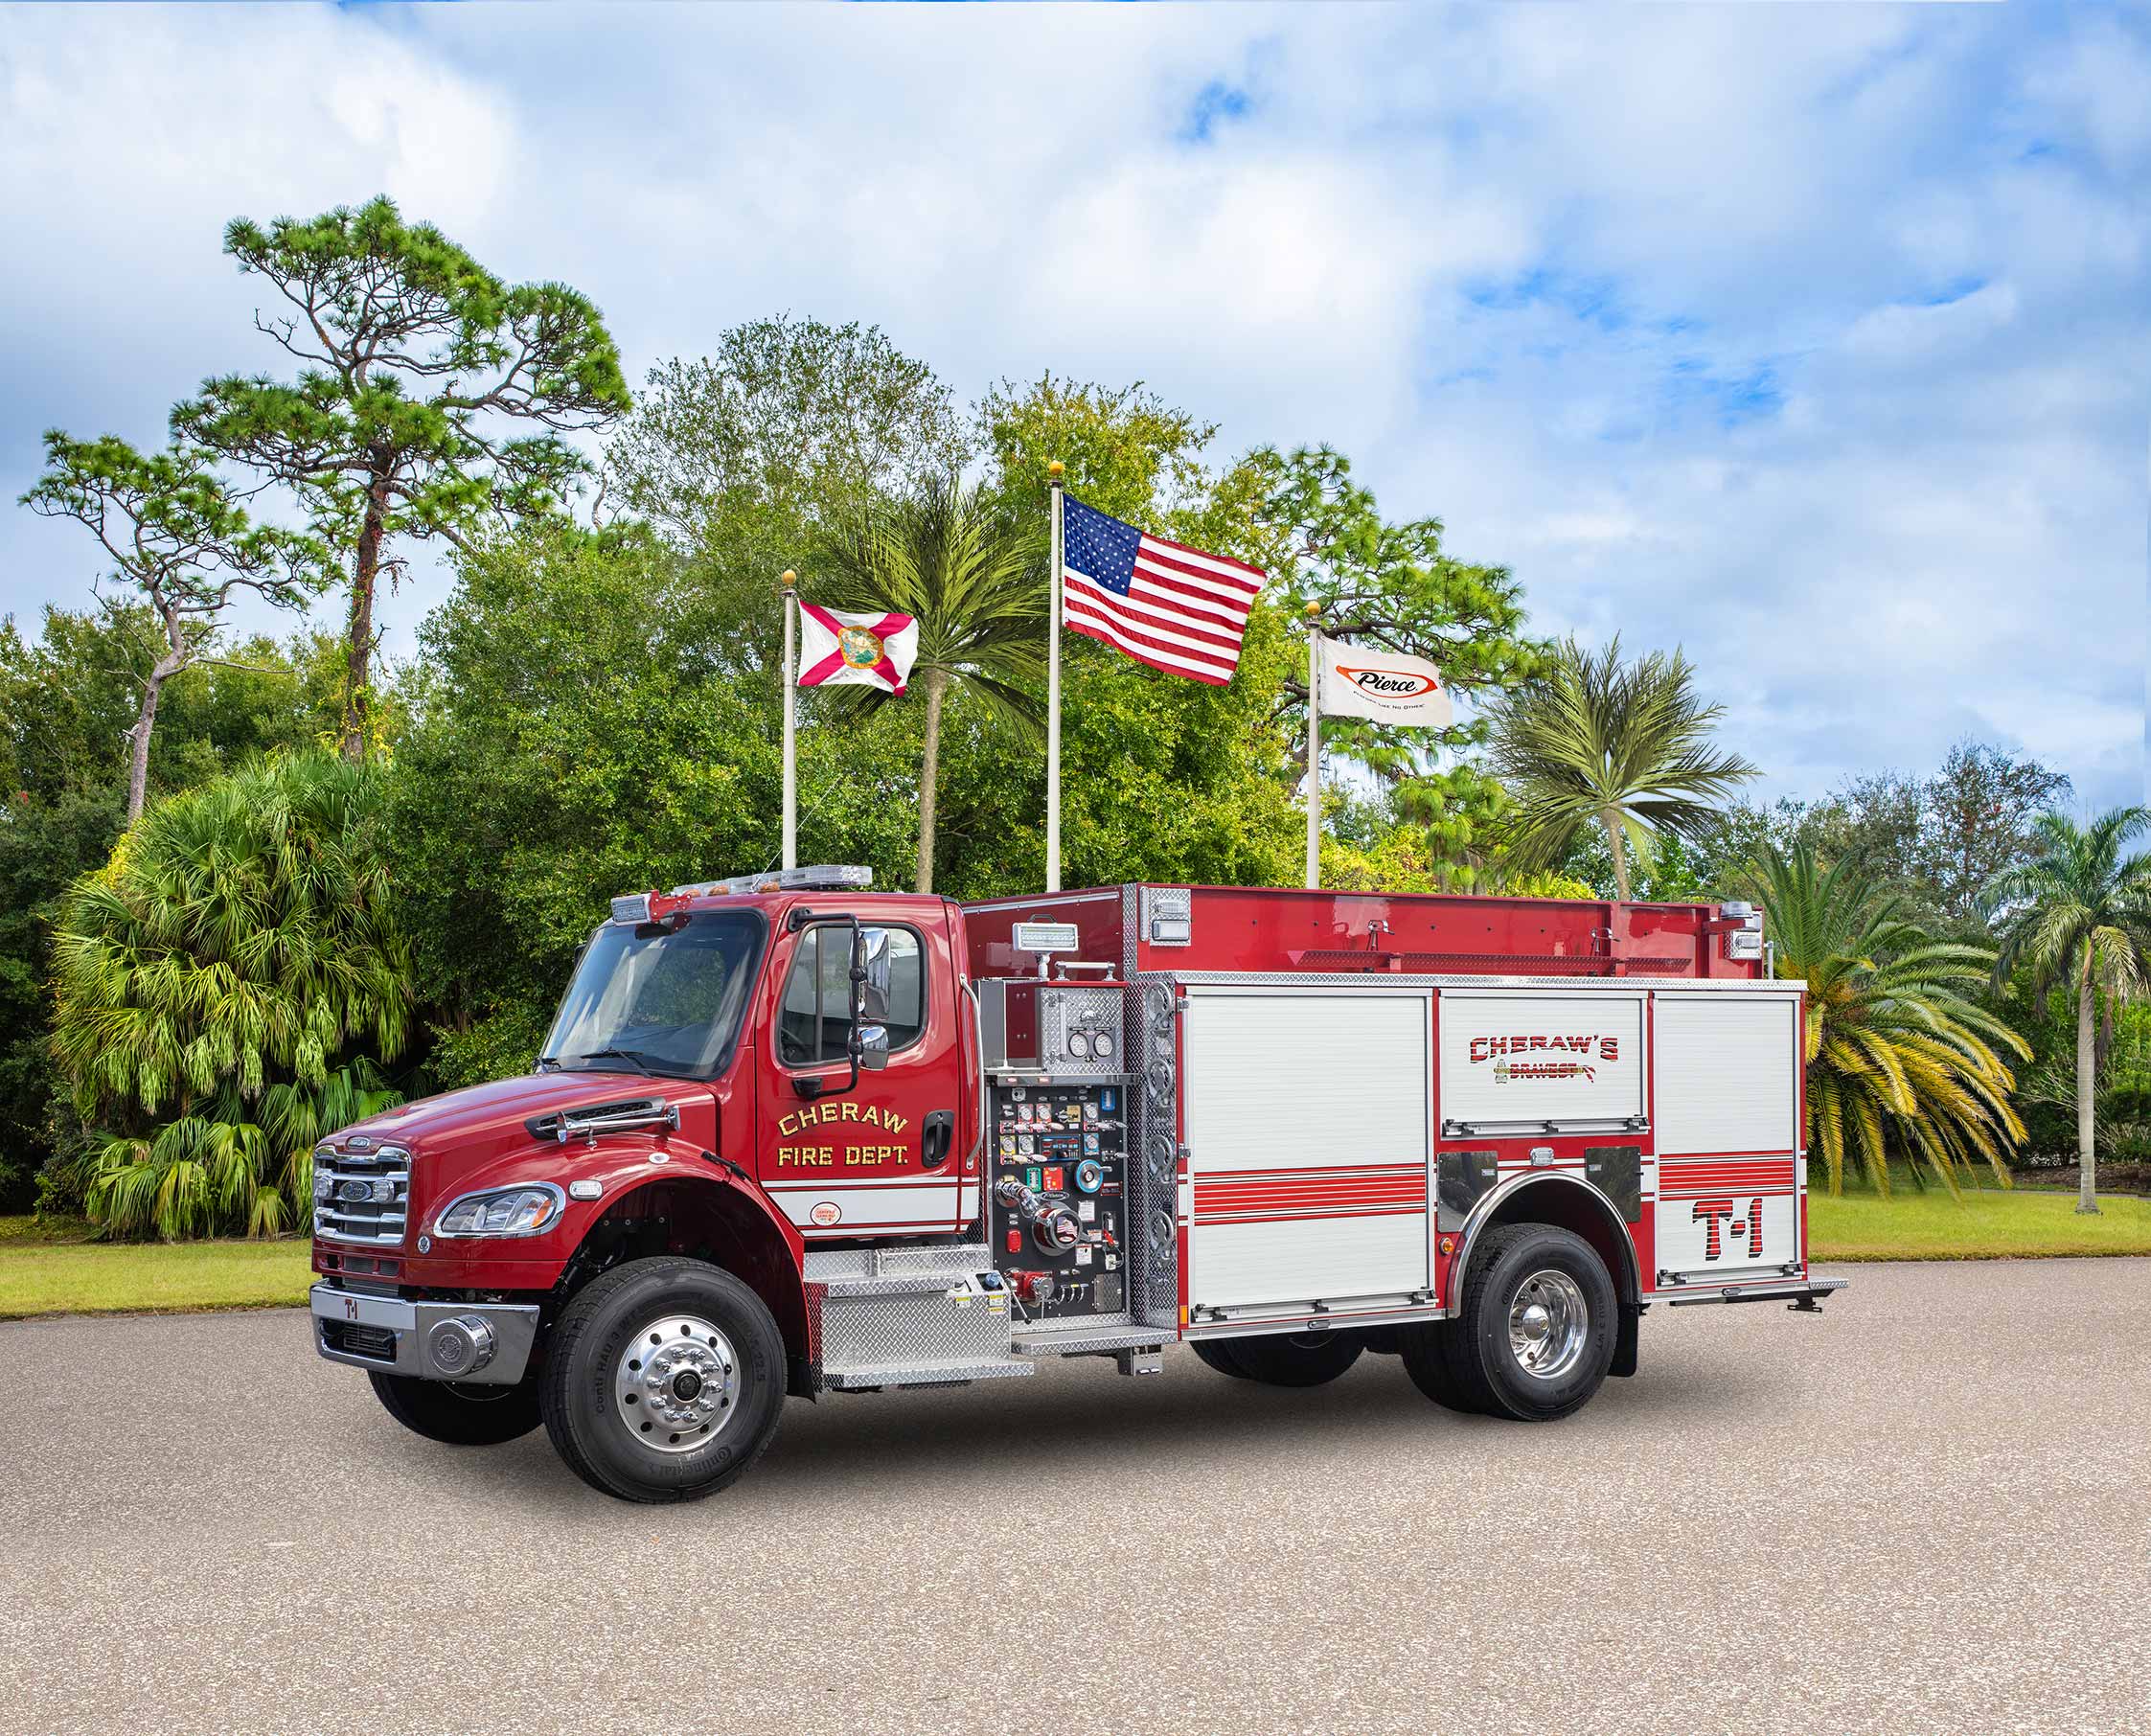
[
  {"xmin": 781, "ymin": 569, "xmax": 798, "ymax": 871},
  {"xmin": 1305, "ymin": 606, "xmax": 1322, "ymax": 890},
  {"xmin": 1046, "ymin": 461, "xmax": 1064, "ymax": 893}
]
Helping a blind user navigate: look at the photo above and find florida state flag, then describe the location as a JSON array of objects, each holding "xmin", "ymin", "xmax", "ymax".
[{"xmin": 796, "ymin": 605, "xmax": 919, "ymax": 695}]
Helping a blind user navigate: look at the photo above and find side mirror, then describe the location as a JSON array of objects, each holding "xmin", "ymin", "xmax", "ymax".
[
  {"xmin": 794, "ymin": 915, "xmax": 892, "ymax": 1100},
  {"xmin": 856, "ymin": 926, "xmax": 894, "ymax": 1021}
]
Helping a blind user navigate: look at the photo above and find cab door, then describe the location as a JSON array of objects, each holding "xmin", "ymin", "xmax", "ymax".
[{"xmin": 756, "ymin": 905, "xmax": 966, "ymax": 1240}]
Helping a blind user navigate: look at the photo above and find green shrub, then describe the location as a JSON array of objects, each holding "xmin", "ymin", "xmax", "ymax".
[{"xmin": 50, "ymin": 752, "xmax": 414, "ymax": 1239}]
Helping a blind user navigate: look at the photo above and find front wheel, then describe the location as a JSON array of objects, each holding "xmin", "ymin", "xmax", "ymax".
[
  {"xmin": 367, "ymin": 1371, "xmax": 541, "ymax": 1445},
  {"xmin": 1438, "ymin": 1223, "xmax": 1616, "ymax": 1422},
  {"xmin": 540, "ymin": 1256, "xmax": 787, "ymax": 1503}
]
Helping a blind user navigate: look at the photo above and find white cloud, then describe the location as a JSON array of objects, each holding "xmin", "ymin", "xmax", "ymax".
[{"xmin": 1, "ymin": 2, "xmax": 2142, "ymax": 813}]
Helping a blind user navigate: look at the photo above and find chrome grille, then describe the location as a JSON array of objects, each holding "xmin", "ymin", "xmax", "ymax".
[
  {"xmin": 313, "ymin": 1144, "xmax": 411, "ymax": 1246},
  {"xmin": 321, "ymin": 1320, "xmax": 398, "ymax": 1361}
]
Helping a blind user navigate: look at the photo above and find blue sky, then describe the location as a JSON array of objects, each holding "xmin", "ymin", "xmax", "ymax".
[{"xmin": 3, "ymin": 3, "xmax": 2145, "ymax": 810}]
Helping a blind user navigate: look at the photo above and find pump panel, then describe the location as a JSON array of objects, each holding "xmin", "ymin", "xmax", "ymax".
[{"xmin": 987, "ymin": 1077, "xmax": 1131, "ymax": 1324}]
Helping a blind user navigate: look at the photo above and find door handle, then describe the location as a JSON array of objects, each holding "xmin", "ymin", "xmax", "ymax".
[{"xmin": 922, "ymin": 1110, "xmax": 955, "ymax": 1168}]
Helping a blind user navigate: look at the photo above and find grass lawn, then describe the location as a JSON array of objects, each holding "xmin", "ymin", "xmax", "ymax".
[
  {"xmin": 0, "ymin": 1216, "xmax": 313, "ymax": 1319},
  {"xmin": 1808, "ymin": 1183, "xmax": 2151, "ymax": 1261}
]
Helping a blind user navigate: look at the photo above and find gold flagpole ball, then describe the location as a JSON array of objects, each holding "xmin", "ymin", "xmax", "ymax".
[
  {"xmin": 781, "ymin": 569, "xmax": 796, "ymax": 589},
  {"xmin": 1048, "ymin": 460, "xmax": 1064, "ymax": 479}
]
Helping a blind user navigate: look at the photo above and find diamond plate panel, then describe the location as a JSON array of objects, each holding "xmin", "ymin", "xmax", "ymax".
[
  {"xmin": 1037, "ymin": 984, "xmax": 1128, "ymax": 1079},
  {"xmin": 802, "ymin": 1244, "xmax": 991, "ymax": 1285},
  {"xmin": 822, "ymin": 1359, "xmax": 1035, "ymax": 1389},
  {"xmin": 1128, "ymin": 967, "xmax": 1181, "ymax": 1328},
  {"xmin": 812, "ymin": 1284, "xmax": 1015, "ymax": 1383},
  {"xmin": 1140, "ymin": 884, "xmax": 1192, "ymax": 948}
]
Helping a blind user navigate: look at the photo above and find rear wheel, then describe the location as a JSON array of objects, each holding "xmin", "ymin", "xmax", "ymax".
[
  {"xmin": 367, "ymin": 1371, "xmax": 541, "ymax": 1446},
  {"xmin": 1396, "ymin": 1321, "xmax": 1481, "ymax": 1414},
  {"xmin": 1189, "ymin": 1339, "xmax": 1254, "ymax": 1379},
  {"xmin": 1436, "ymin": 1223, "xmax": 1616, "ymax": 1422},
  {"xmin": 540, "ymin": 1256, "xmax": 787, "ymax": 1503},
  {"xmin": 1218, "ymin": 1330, "xmax": 1362, "ymax": 1388}
]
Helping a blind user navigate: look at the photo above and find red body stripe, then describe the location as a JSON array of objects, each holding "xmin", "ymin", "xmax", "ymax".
[{"xmin": 1195, "ymin": 1207, "xmax": 1425, "ymax": 1225}]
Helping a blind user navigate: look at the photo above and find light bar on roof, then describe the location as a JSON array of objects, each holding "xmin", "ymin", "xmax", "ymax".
[{"xmin": 671, "ymin": 864, "xmax": 875, "ymax": 898}]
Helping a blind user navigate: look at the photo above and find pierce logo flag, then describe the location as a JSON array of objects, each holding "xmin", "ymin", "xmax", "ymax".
[{"xmin": 1315, "ymin": 631, "xmax": 1453, "ymax": 727}]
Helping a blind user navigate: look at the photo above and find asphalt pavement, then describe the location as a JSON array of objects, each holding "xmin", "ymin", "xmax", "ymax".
[{"xmin": 2, "ymin": 1259, "xmax": 2145, "ymax": 1736}]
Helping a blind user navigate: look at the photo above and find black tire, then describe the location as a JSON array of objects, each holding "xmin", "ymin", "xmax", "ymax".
[
  {"xmin": 540, "ymin": 1256, "xmax": 786, "ymax": 1504},
  {"xmin": 1439, "ymin": 1222, "xmax": 1616, "ymax": 1422},
  {"xmin": 1216, "ymin": 1330, "xmax": 1363, "ymax": 1388},
  {"xmin": 367, "ymin": 1371, "xmax": 541, "ymax": 1446},
  {"xmin": 1396, "ymin": 1320, "xmax": 1482, "ymax": 1413},
  {"xmin": 1189, "ymin": 1339, "xmax": 1255, "ymax": 1379}
]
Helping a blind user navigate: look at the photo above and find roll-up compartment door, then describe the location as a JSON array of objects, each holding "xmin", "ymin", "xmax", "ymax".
[
  {"xmin": 1183, "ymin": 987, "xmax": 1430, "ymax": 1313},
  {"xmin": 1651, "ymin": 993, "xmax": 1802, "ymax": 1283},
  {"xmin": 1436, "ymin": 993, "xmax": 1645, "ymax": 1131}
]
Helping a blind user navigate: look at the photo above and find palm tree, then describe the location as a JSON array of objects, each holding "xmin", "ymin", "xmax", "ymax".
[
  {"xmin": 1984, "ymin": 809, "xmax": 2151, "ymax": 1214},
  {"xmin": 50, "ymin": 751, "xmax": 413, "ymax": 1238},
  {"xmin": 819, "ymin": 477, "xmax": 1045, "ymax": 893},
  {"xmin": 1757, "ymin": 841, "xmax": 2026, "ymax": 1196},
  {"xmin": 1485, "ymin": 634, "xmax": 1755, "ymax": 901}
]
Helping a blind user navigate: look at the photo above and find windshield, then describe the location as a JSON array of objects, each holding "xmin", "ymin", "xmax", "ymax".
[{"xmin": 540, "ymin": 911, "xmax": 767, "ymax": 1078}]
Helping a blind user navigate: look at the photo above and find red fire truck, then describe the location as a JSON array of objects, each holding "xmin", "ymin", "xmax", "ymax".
[{"xmin": 309, "ymin": 868, "xmax": 1843, "ymax": 1502}]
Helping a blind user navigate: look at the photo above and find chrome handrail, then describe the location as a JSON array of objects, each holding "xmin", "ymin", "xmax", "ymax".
[{"xmin": 553, "ymin": 1102, "xmax": 682, "ymax": 1145}]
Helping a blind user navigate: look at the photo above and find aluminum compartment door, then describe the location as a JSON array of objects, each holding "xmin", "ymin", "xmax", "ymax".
[
  {"xmin": 1437, "ymin": 993, "xmax": 1645, "ymax": 1129},
  {"xmin": 1183, "ymin": 988, "xmax": 1430, "ymax": 1313},
  {"xmin": 1651, "ymin": 993, "xmax": 1802, "ymax": 1284}
]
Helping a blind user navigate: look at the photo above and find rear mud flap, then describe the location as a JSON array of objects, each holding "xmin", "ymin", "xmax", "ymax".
[{"xmin": 1611, "ymin": 1303, "xmax": 1640, "ymax": 1378}]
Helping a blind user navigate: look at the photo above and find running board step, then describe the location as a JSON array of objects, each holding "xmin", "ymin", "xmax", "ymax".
[
  {"xmin": 821, "ymin": 1357, "xmax": 1037, "ymax": 1391},
  {"xmin": 803, "ymin": 1244, "xmax": 997, "ymax": 1301},
  {"xmin": 1014, "ymin": 1321, "xmax": 1175, "ymax": 1358}
]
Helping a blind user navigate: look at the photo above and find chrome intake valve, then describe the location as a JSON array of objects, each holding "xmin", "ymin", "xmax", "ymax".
[
  {"xmin": 1033, "ymin": 1205, "xmax": 1082, "ymax": 1255},
  {"xmin": 995, "ymin": 1176, "xmax": 1083, "ymax": 1255}
]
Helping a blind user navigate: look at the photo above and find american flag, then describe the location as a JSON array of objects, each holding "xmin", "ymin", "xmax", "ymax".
[{"xmin": 1060, "ymin": 494, "xmax": 1264, "ymax": 685}]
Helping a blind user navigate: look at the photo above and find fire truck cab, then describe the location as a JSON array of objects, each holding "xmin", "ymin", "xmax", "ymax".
[{"xmin": 309, "ymin": 868, "xmax": 1842, "ymax": 1503}]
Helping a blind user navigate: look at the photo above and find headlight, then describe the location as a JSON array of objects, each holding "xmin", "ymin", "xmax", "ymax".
[{"xmin": 434, "ymin": 1185, "xmax": 564, "ymax": 1238}]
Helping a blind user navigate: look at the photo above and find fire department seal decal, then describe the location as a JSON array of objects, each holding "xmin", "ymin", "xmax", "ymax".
[
  {"xmin": 810, "ymin": 1200, "xmax": 843, "ymax": 1227},
  {"xmin": 836, "ymin": 626, "xmax": 883, "ymax": 669}
]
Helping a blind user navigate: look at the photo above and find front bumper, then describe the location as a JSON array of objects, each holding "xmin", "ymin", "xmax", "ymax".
[{"xmin": 309, "ymin": 1283, "xmax": 541, "ymax": 1386}]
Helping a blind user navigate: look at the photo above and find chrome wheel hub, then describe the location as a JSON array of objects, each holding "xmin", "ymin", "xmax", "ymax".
[
  {"xmin": 614, "ymin": 1314, "xmax": 738, "ymax": 1453},
  {"xmin": 1506, "ymin": 1268, "xmax": 1589, "ymax": 1382}
]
